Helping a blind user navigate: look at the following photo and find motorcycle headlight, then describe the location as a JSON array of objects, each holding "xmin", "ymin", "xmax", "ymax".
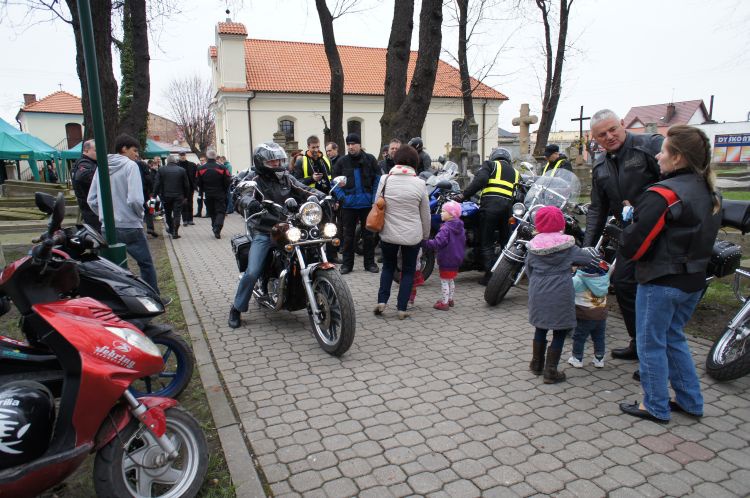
[
  {"xmin": 287, "ymin": 226, "xmax": 302, "ymax": 242},
  {"xmin": 323, "ymin": 223, "xmax": 337, "ymax": 238},
  {"xmin": 299, "ymin": 202, "xmax": 323, "ymax": 227},
  {"xmin": 512, "ymin": 203, "xmax": 526, "ymax": 217},
  {"xmin": 105, "ymin": 326, "xmax": 161, "ymax": 358},
  {"xmin": 136, "ymin": 296, "xmax": 162, "ymax": 313}
]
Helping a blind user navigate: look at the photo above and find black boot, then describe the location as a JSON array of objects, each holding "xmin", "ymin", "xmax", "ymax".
[
  {"xmin": 529, "ymin": 340, "xmax": 546, "ymax": 375},
  {"xmin": 612, "ymin": 339, "xmax": 638, "ymax": 360},
  {"xmin": 172, "ymin": 226, "xmax": 180, "ymax": 239},
  {"xmin": 228, "ymin": 306, "xmax": 241, "ymax": 328},
  {"xmin": 543, "ymin": 348, "xmax": 566, "ymax": 384}
]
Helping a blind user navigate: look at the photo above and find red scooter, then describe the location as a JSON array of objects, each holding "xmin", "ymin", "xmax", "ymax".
[{"xmin": 0, "ymin": 194, "xmax": 208, "ymax": 497}]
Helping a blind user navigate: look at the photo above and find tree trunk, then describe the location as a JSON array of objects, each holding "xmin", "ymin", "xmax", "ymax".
[
  {"xmin": 379, "ymin": 0, "xmax": 414, "ymax": 145},
  {"xmin": 389, "ymin": 0, "xmax": 443, "ymax": 142},
  {"xmin": 66, "ymin": 0, "xmax": 119, "ymax": 153},
  {"xmin": 533, "ymin": 0, "xmax": 572, "ymax": 157},
  {"xmin": 457, "ymin": 0, "xmax": 474, "ymax": 123},
  {"xmin": 118, "ymin": 0, "xmax": 151, "ymax": 150},
  {"xmin": 315, "ymin": 0, "xmax": 344, "ymax": 149}
]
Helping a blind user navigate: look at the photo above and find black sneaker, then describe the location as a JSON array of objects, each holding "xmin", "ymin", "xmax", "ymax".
[
  {"xmin": 365, "ymin": 264, "xmax": 380, "ymax": 274},
  {"xmin": 228, "ymin": 306, "xmax": 241, "ymax": 328},
  {"xmin": 340, "ymin": 266, "xmax": 353, "ymax": 275}
]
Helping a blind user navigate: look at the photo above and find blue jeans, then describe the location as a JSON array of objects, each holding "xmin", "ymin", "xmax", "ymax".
[
  {"xmin": 571, "ymin": 319, "xmax": 606, "ymax": 360},
  {"xmin": 116, "ymin": 228, "xmax": 159, "ymax": 295},
  {"xmin": 378, "ymin": 241, "xmax": 419, "ymax": 311},
  {"xmin": 233, "ymin": 233, "xmax": 273, "ymax": 312},
  {"xmin": 636, "ymin": 283, "xmax": 704, "ymax": 420}
]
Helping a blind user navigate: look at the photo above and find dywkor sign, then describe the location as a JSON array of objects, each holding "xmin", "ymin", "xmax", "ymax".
[{"xmin": 713, "ymin": 134, "xmax": 750, "ymax": 163}]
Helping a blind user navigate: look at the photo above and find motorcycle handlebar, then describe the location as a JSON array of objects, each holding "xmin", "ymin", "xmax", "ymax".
[{"xmin": 31, "ymin": 231, "xmax": 66, "ymax": 264}]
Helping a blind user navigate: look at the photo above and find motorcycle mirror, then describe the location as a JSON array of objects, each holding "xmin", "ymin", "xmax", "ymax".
[
  {"xmin": 332, "ymin": 176, "xmax": 346, "ymax": 187},
  {"xmin": 35, "ymin": 192, "xmax": 56, "ymax": 215},
  {"xmin": 436, "ymin": 180, "xmax": 453, "ymax": 190},
  {"xmin": 520, "ymin": 162, "xmax": 536, "ymax": 174},
  {"xmin": 285, "ymin": 198, "xmax": 299, "ymax": 212},
  {"xmin": 49, "ymin": 192, "xmax": 65, "ymax": 236}
]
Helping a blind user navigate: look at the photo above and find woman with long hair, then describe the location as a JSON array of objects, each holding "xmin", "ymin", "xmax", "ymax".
[{"xmin": 618, "ymin": 125, "xmax": 721, "ymax": 423}]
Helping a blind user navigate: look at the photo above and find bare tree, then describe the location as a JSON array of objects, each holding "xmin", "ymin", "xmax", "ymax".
[
  {"xmin": 117, "ymin": 0, "xmax": 150, "ymax": 150},
  {"xmin": 379, "ymin": 0, "xmax": 414, "ymax": 146},
  {"xmin": 164, "ymin": 75, "xmax": 215, "ymax": 155},
  {"xmin": 532, "ymin": 0, "xmax": 573, "ymax": 157},
  {"xmin": 382, "ymin": 0, "xmax": 443, "ymax": 142},
  {"xmin": 314, "ymin": 0, "xmax": 345, "ymax": 149}
]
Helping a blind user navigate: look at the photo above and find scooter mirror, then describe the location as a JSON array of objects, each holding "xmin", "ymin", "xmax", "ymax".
[
  {"xmin": 285, "ymin": 198, "xmax": 299, "ymax": 212},
  {"xmin": 35, "ymin": 192, "xmax": 56, "ymax": 215},
  {"xmin": 50, "ymin": 192, "xmax": 66, "ymax": 235}
]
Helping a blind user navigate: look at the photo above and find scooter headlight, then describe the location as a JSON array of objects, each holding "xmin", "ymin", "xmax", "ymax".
[
  {"xmin": 299, "ymin": 202, "xmax": 323, "ymax": 227},
  {"xmin": 323, "ymin": 223, "xmax": 337, "ymax": 238},
  {"xmin": 512, "ymin": 203, "xmax": 526, "ymax": 217},
  {"xmin": 136, "ymin": 297, "xmax": 162, "ymax": 313},
  {"xmin": 287, "ymin": 227, "xmax": 302, "ymax": 242},
  {"xmin": 105, "ymin": 326, "xmax": 161, "ymax": 358}
]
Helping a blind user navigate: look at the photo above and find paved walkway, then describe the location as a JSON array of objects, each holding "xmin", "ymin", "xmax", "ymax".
[{"xmin": 171, "ymin": 213, "xmax": 750, "ymax": 497}]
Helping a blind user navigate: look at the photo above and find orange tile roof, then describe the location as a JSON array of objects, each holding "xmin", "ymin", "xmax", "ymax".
[
  {"xmin": 209, "ymin": 46, "xmax": 217, "ymax": 58},
  {"xmin": 240, "ymin": 39, "xmax": 507, "ymax": 100},
  {"xmin": 623, "ymin": 100, "xmax": 708, "ymax": 129},
  {"xmin": 21, "ymin": 91, "xmax": 82, "ymax": 114},
  {"xmin": 218, "ymin": 22, "xmax": 247, "ymax": 36}
]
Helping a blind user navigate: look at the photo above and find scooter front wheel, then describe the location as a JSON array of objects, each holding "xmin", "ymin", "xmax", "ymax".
[
  {"xmin": 129, "ymin": 331, "xmax": 194, "ymax": 399},
  {"xmin": 93, "ymin": 406, "xmax": 208, "ymax": 498}
]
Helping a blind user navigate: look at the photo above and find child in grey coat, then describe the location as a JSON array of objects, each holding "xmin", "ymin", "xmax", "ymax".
[{"xmin": 526, "ymin": 206, "xmax": 597, "ymax": 384}]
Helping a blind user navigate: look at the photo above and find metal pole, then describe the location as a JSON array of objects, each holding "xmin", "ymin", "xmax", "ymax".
[{"xmin": 76, "ymin": 0, "xmax": 127, "ymax": 265}]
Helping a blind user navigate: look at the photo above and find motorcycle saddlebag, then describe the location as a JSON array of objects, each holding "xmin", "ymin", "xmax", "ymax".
[
  {"xmin": 231, "ymin": 234, "xmax": 251, "ymax": 273},
  {"xmin": 707, "ymin": 240, "xmax": 742, "ymax": 278}
]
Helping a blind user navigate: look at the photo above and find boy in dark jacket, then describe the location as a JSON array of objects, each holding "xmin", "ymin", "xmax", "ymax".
[{"xmin": 422, "ymin": 201, "xmax": 466, "ymax": 310}]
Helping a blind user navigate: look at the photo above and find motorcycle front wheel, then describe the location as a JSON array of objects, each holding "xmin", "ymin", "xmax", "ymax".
[
  {"xmin": 129, "ymin": 331, "xmax": 194, "ymax": 399},
  {"xmin": 484, "ymin": 258, "xmax": 522, "ymax": 306},
  {"xmin": 93, "ymin": 407, "xmax": 208, "ymax": 498},
  {"xmin": 706, "ymin": 317, "xmax": 750, "ymax": 381},
  {"xmin": 309, "ymin": 268, "xmax": 356, "ymax": 356}
]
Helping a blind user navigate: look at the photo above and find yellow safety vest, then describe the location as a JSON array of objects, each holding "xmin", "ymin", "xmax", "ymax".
[
  {"xmin": 481, "ymin": 161, "xmax": 519, "ymax": 198},
  {"xmin": 542, "ymin": 158, "xmax": 566, "ymax": 175},
  {"xmin": 302, "ymin": 155, "xmax": 332, "ymax": 189}
]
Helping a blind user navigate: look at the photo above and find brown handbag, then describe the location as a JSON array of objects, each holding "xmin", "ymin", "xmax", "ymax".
[{"xmin": 365, "ymin": 175, "xmax": 389, "ymax": 233}]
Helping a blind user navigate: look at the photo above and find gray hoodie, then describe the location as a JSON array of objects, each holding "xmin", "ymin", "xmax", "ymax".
[{"xmin": 87, "ymin": 154, "xmax": 145, "ymax": 229}]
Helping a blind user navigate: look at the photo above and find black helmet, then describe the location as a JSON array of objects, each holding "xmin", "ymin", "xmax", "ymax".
[
  {"xmin": 489, "ymin": 147, "xmax": 512, "ymax": 163},
  {"xmin": 408, "ymin": 137, "xmax": 424, "ymax": 152},
  {"xmin": 0, "ymin": 381, "xmax": 55, "ymax": 469},
  {"xmin": 253, "ymin": 142, "xmax": 288, "ymax": 178}
]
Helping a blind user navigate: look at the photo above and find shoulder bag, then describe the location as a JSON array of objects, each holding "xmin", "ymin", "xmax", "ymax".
[{"xmin": 365, "ymin": 175, "xmax": 389, "ymax": 233}]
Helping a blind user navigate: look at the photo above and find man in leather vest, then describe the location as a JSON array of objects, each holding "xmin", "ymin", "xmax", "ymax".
[
  {"xmin": 71, "ymin": 139, "xmax": 101, "ymax": 231},
  {"xmin": 293, "ymin": 135, "xmax": 332, "ymax": 194},
  {"xmin": 154, "ymin": 154, "xmax": 190, "ymax": 239},
  {"xmin": 583, "ymin": 109, "xmax": 663, "ymax": 362},
  {"xmin": 542, "ymin": 144, "xmax": 573, "ymax": 175},
  {"xmin": 458, "ymin": 147, "xmax": 519, "ymax": 285}
]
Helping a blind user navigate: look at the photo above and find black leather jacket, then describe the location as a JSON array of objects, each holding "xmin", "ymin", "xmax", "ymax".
[
  {"xmin": 71, "ymin": 154, "xmax": 97, "ymax": 209},
  {"xmin": 583, "ymin": 132, "xmax": 664, "ymax": 246},
  {"xmin": 237, "ymin": 170, "xmax": 324, "ymax": 234},
  {"xmin": 154, "ymin": 164, "xmax": 190, "ymax": 200}
]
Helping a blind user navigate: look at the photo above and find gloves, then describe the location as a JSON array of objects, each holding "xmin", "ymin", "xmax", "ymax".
[
  {"xmin": 454, "ymin": 193, "xmax": 465, "ymax": 202},
  {"xmin": 238, "ymin": 195, "xmax": 261, "ymax": 214},
  {"xmin": 603, "ymin": 222, "xmax": 622, "ymax": 239}
]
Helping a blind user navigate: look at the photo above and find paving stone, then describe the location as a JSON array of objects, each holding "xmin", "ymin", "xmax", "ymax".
[
  {"xmin": 443, "ymin": 479, "xmax": 481, "ymax": 498},
  {"xmin": 321, "ymin": 477, "xmax": 358, "ymax": 498},
  {"xmin": 565, "ymin": 479, "xmax": 605, "ymax": 498},
  {"xmin": 407, "ymin": 472, "xmax": 442, "ymax": 495}
]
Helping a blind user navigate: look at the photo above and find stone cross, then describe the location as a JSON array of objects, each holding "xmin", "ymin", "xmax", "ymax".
[{"xmin": 512, "ymin": 104, "xmax": 538, "ymax": 157}]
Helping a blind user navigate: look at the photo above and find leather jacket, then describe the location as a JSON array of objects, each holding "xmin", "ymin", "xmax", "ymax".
[
  {"xmin": 583, "ymin": 132, "xmax": 663, "ymax": 246},
  {"xmin": 237, "ymin": 170, "xmax": 325, "ymax": 234},
  {"xmin": 154, "ymin": 164, "xmax": 190, "ymax": 200}
]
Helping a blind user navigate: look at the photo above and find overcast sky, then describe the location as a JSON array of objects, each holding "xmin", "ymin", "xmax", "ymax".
[{"xmin": 1, "ymin": 0, "xmax": 749, "ymax": 139}]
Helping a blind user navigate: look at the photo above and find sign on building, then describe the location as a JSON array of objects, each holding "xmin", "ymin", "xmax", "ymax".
[{"xmin": 713, "ymin": 134, "xmax": 750, "ymax": 163}]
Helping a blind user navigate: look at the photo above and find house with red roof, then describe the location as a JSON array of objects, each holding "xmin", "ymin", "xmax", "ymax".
[
  {"xmin": 16, "ymin": 92, "xmax": 185, "ymax": 152},
  {"xmin": 209, "ymin": 20, "xmax": 508, "ymax": 169},
  {"xmin": 623, "ymin": 99, "xmax": 710, "ymax": 136}
]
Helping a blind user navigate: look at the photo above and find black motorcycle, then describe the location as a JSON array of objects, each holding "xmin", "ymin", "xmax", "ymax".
[
  {"xmin": 231, "ymin": 177, "xmax": 356, "ymax": 356},
  {"xmin": 22, "ymin": 193, "xmax": 194, "ymax": 399}
]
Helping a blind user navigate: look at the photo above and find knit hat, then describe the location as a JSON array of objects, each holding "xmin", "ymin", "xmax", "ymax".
[
  {"xmin": 534, "ymin": 205, "xmax": 565, "ymax": 233},
  {"xmin": 543, "ymin": 144, "xmax": 559, "ymax": 157},
  {"xmin": 345, "ymin": 133, "xmax": 361, "ymax": 144},
  {"xmin": 442, "ymin": 201, "xmax": 462, "ymax": 219}
]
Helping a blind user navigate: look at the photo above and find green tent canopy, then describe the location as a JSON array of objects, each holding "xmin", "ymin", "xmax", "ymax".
[
  {"xmin": 0, "ymin": 118, "xmax": 60, "ymax": 180},
  {"xmin": 62, "ymin": 138, "xmax": 170, "ymax": 160}
]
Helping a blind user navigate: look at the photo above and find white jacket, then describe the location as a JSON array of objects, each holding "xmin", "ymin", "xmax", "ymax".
[{"xmin": 376, "ymin": 165, "xmax": 431, "ymax": 246}]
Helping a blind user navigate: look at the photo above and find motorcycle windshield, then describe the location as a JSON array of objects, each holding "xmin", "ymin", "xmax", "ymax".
[{"xmin": 523, "ymin": 168, "xmax": 580, "ymax": 212}]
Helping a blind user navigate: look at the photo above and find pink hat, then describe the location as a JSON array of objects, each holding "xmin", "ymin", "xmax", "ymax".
[
  {"xmin": 442, "ymin": 201, "xmax": 462, "ymax": 219},
  {"xmin": 535, "ymin": 206, "xmax": 565, "ymax": 233}
]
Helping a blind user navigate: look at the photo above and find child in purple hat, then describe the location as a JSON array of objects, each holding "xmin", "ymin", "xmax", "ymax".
[
  {"xmin": 526, "ymin": 205, "xmax": 598, "ymax": 384},
  {"xmin": 422, "ymin": 201, "xmax": 466, "ymax": 310}
]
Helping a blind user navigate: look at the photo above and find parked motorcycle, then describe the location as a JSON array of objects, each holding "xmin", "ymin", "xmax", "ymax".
[
  {"xmin": 231, "ymin": 177, "xmax": 356, "ymax": 356},
  {"xmin": 705, "ymin": 199, "xmax": 750, "ymax": 381},
  {"xmin": 0, "ymin": 193, "xmax": 208, "ymax": 498},
  {"xmin": 484, "ymin": 168, "xmax": 586, "ymax": 306},
  {"xmin": 31, "ymin": 192, "xmax": 193, "ymax": 399}
]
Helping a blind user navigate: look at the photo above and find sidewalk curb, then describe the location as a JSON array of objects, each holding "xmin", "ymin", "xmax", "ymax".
[{"xmin": 165, "ymin": 234, "xmax": 268, "ymax": 498}]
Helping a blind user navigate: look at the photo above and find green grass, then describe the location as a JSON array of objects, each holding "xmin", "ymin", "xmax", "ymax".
[
  {"xmin": 0, "ymin": 228, "xmax": 234, "ymax": 497},
  {"xmin": 722, "ymin": 191, "xmax": 750, "ymax": 201}
]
